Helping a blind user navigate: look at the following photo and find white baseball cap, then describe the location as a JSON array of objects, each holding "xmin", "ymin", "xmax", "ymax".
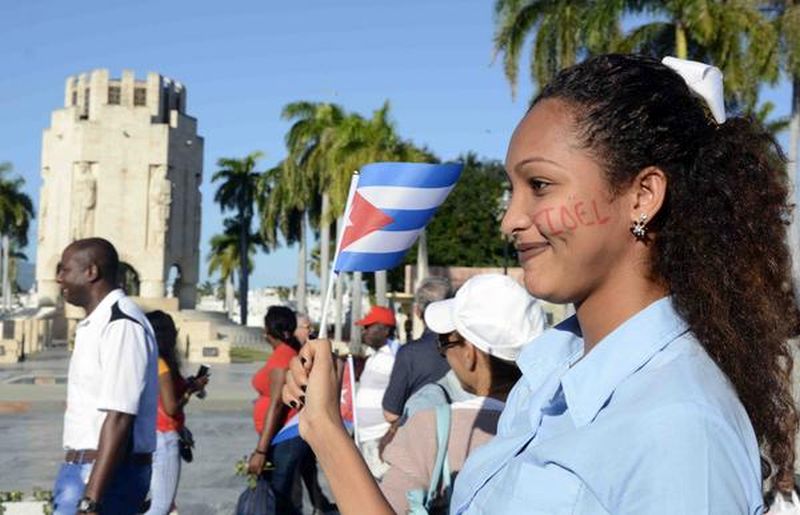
[{"xmin": 424, "ymin": 274, "xmax": 546, "ymax": 362}]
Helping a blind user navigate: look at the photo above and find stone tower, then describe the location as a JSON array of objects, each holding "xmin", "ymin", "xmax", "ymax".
[{"xmin": 36, "ymin": 69, "xmax": 204, "ymax": 309}]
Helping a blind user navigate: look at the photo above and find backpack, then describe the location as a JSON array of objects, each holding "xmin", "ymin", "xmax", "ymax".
[{"xmin": 406, "ymin": 402, "xmax": 452, "ymax": 515}]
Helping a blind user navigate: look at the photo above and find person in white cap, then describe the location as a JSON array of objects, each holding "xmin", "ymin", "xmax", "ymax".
[{"xmin": 375, "ymin": 274, "xmax": 544, "ymax": 513}]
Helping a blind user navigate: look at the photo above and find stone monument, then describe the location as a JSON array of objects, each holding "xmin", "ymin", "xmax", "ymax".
[{"xmin": 36, "ymin": 69, "xmax": 204, "ymax": 309}]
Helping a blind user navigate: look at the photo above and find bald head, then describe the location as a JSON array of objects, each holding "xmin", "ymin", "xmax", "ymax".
[{"xmin": 65, "ymin": 238, "xmax": 120, "ymax": 284}]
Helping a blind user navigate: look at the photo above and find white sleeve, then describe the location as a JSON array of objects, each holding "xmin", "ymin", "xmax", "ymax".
[{"xmin": 97, "ymin": 320, "xmax": 148, "ymax": 415}]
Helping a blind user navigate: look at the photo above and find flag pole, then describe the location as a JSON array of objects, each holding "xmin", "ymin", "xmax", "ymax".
[
  {"xmin": 318, "ymin": 171, "xmax": 360, "ymax": 340},
  {"xmin": 346, "ymin": 354, "xmax": 360, "ymax": 444}
]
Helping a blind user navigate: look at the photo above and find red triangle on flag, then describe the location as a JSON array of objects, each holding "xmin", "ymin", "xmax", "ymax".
[{"xmin": 340, "ymin": 192, "xmax": 395, "ymax": 251}]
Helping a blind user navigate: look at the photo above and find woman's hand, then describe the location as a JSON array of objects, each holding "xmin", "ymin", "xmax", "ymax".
[
  {"xmin": 188, "ymin": 374, "xmax": 210, "ymax": 394},
  {"xmin": 282, "ymin": 339, "xmax": 342, "ymax": 443},
  {"xmin": 247, "ymin": 450, "xmax": 268, "ymax": 475}
]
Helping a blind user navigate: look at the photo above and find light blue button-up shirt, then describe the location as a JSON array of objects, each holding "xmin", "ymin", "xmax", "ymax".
[{"xmin": 451, "ymin": 297, "xmax": 763, "ymax": 514}]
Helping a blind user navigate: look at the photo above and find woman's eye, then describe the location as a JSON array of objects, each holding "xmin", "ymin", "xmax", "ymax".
[{"xmin": 529, "ymin": 179, "xmax": 549, "ymax": 192}]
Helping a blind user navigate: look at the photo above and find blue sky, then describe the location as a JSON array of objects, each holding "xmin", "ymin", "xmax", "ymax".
[{"xmin": 0, "ymin": 1, "xmax": 794, "ymax": 288}]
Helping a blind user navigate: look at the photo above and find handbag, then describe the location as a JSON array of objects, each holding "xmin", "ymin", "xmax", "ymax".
[
  {"xmin": 769, "ymin": 490, "xmax": 800, "ymax": 514},
  {"xmin": 406, "ymin": 403, "xmax": 452, "ymax": 515},
  {"xmin": 235, "ymin": 475, "xmax": 278, "ymax": 515},
  {"xmin": 177, "ymin": 426, "xmax": 194, "ymax": 463}
]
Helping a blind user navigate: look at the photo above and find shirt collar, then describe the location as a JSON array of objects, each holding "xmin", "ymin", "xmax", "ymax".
[
  {"xmin": 78, "ymin": 288, "xmax": 125, "ymax": 327},
  {"xmin": 561, "ymin": 296, "xmax": 689, "ymax": 428},
  {"xmin": 516, "ymin": 315, "xmax": 584, "ymax": 394}
]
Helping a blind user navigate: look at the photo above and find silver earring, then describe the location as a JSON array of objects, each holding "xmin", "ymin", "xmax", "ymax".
[{"xmin": 631, "ymin": 213, "xmax": 648, "ymax": 240}]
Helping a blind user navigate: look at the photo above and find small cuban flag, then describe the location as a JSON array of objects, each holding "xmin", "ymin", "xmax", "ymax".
[
  {"xmin": 271, "ymin": 413, "xmax": 300, "ymax": 446},
  {"xmin": 334, "ymin": 162, "xmax": 463, "ymax": 272}
]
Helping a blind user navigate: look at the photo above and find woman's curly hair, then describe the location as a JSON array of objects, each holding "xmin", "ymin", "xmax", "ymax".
[{"xmin": 535, "ymin": 54, "xmax": 800, "ymax": 491}]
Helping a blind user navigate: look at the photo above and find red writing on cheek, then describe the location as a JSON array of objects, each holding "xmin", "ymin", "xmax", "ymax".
[
  {"xmin": 532, "ymin": 199, "xmax": 611, "ymax": 236},
  {"xmin": 559, "ymin": 206, "xmax": 578, "ymax": 230},
  {"xmin": 532, "ymin": 207, "xmax": 560, "ymax": 235},
  {"xmin": 574, "ymin": 202, "xmax": 593, "ymax": 226}
]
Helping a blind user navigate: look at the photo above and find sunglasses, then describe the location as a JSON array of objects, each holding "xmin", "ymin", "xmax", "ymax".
[{"xmin": 437, "ymin": 333, "xmax": 464, "ymax": 356}]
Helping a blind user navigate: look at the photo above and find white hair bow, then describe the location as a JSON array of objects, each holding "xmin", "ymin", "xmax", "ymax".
[{"xmin": 661, "ymin": 56, "xmax": 726, "ymax": 124}]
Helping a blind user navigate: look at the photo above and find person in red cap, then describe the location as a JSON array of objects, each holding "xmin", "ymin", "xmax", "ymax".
[{"xmin": 353, "ymin": 305, "xmax": 398, "ymax": 479}]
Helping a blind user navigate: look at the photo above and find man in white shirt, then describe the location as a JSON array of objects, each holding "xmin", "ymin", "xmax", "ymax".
[
  {"xmin": 52, "ymin": 238, "xmax": 158, "ymax": 515},
  {"xmin": 353, "ymin": 305, "xmax": 398, "ymax": 478}
]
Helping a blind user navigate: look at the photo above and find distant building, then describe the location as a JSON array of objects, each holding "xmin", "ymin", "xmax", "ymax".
[{"xmin": 36, "ymin": 69, "xmax": 204, "ymax": 308}]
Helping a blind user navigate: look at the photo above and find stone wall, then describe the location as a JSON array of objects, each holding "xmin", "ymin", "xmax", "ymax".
[{"xmin": 36, "ymin": 69, "xmax": 203, "ymax": 309}]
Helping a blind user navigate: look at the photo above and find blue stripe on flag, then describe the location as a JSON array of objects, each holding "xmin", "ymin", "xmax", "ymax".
[
  {"xmin": 358, "ymin": 162, "xmax": 462, "ymax": 189},
  {"xmin": 271, "ymin": 423, "xmax": 301, "ymax": 446},
  {"xmin": 334, "ymin": 250, "xmax": 409, "ymax": 272},
  {"xmin": 381, "ymin": 208, "xmax": 438, "ymax": 231}
]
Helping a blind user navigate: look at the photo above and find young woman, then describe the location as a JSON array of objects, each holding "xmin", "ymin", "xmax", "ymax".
[
  {"xmin": 248, "ymin": 305, "xmax": 311, "ymax": 514},
  {"xmin": 144, "ymin": 310, "xmax": 208, "ymax": 515},
  {"xmin": 283, "ymin": 54, "xmax": 799, "ymax": 514}
]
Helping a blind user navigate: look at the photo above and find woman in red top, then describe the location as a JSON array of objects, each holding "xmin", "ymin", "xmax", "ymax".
[
  {"xmin": 247, "ymin": 306, "xmax": 311, "ymax": 514},
  {"xmin": 145, "ymin": 311, "xmax": 208, "ymax": 515}
]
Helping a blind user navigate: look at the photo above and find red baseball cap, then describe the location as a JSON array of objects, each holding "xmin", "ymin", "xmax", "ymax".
[{"xmin": 356, "ymin": 306, "xmax": 396, "ymax": 327}]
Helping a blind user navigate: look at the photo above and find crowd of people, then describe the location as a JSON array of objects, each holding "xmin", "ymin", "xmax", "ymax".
[
  {"xmin": 47, "ymin": 52, "xmax": 800, "ymax": 515},
  {"xmin": 49, "ymin": 234, "xmax": 548, "ymax": 515}
]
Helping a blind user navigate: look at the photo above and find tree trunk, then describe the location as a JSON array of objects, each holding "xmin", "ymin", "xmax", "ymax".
[
  {"xmin": 320, "ymin": 192, "xmax": 331, "ymax": 304},
  {"xmin": 416, "ymin": 229, "xmax": 429, "ymax": 288},
  {"xmin": 334, "ymin": 270, "xmax": 344, "ymax": 342},
  {"xmin": 297, "ymin": 213, "xmax": 308, "ymax": 313},
  {"xmin": 350, "ymin": 271, "xmax": 363, "ymax": 354},
  {"xmin": 787, "ymin": 77, "xmax": 800, "ymax": 302},
  {"xmin": 1, "ymin": 235, "xmax": 8, "ymax": 310},
  {"xmin": 239, "ymin": 215, "xmax": 249, "ymax": 326},
  {"xmin": 225, "ymin": 274, "xmax": 235, "ymax": 321},
  {"xmin": 675, "ymin": 22, "xmax": 688, "ymax": 60},
  {"xmin": 375, "ymin": 271, "xmax": 388, "ymax": 307}
]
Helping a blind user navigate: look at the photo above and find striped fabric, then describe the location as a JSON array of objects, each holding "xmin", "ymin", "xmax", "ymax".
[{"xmin": 334, "ymin": 162, "xmax": 463, "ymax": 272}]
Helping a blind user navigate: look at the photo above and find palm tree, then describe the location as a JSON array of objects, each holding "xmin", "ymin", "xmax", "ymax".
[
  {"xmin": 493, "ymin": 0, "xmax": 625, "ymax": 97},
  {"xmin": 276, "ymin": 102, "xmax": 348, "ymax": 312},
  {"xmin": 327, "ymin": 103, "xmax": 437, "ymax": 305},
  {"xmin": 766, "ymin": 0, "xmax": 800, "ymax": 299},
  {"xmin": 0, "ymin": 162, "xmax": 34, "ymax": 309},
  {"xmin": 0, "ymin": 162, "xmax": 34, "ymax": 245},
  {"xmin": 258, "ymin": 159, "xmax": 315, "ymax": 313},
  {"xmin": 212, "ymin": 152, "xmax": 264, "ymax": 325},
  {"xmin": 618, "ymin": 1, "xmax": 778, "ymax": 108},
  {"xmin": 207, "ymin": 218, "xmax": 263, "ymax": 320}
]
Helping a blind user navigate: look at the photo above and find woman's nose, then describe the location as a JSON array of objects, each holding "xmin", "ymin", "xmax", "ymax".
[{"xmin": 500, "ymin": 194, "xmax": 531, "ymax": 238}]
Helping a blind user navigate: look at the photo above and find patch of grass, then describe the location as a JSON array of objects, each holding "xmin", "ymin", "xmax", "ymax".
[{"xmin": 230, "ymin": 346, "xmax": 270, "ymax": 363}]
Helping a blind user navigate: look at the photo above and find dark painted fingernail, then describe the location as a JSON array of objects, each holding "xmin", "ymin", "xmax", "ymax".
[
  {"xmin": 299, "ymin": 395, "xmax": 306, "ymax": 404},
  {"xmin": 300, "ymin": 385, "xmax": 307, "ymax": 393},
  {"xmin": 289, "ymin": 400, "xmax": 297, "ymax": 408},
  {"xmin": 300, "ymin": 357, "xmax": 307, "ymax": 366}
]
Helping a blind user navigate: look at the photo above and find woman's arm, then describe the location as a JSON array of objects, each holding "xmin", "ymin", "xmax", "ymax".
[
  {"xmin": 159, "ymin": 372, "xmax": 209, "ymax": 417},
  {"xmin": 158, "ymin": 370, "xmax": 180, "ymax": 417},
  {"xmin": 247, "ymin": 368, "xmax": 289, "ymax": 474},
  {"xmin": 284, "ymin": 340, "xmax": 395, "ymax": 515}
]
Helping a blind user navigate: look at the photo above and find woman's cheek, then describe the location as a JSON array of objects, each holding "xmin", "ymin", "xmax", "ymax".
[{"xmin": 532, "ymin": 199, "xmax": 612, "ymax": 237}]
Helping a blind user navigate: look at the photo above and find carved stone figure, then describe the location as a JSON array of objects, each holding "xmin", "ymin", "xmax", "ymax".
[
  {"xmin": 149, "ymin": 165, "xmax": 172, "ymax": 247},
  {"xmin": 71, "ymin": 162, "xmax": 96, "ymax": 239},
  {"xmin": 38, "ymin": 168, "xmax": 50, "ymax": 243}
]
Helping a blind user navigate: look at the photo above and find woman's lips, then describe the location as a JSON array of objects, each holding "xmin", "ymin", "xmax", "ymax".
[{"xmin": 516, "ymin": 241, "xmax": 549, "ymax": 263}]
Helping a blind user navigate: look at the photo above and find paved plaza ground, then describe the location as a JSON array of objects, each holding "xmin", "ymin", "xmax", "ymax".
[{"xmin": 0, "ymin": 349, "xmax": 338, "ymax": 514}]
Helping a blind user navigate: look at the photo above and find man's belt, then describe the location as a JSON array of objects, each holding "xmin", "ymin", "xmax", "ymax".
[{"xmin": 64, "ymin": 449, "xmax": 152, "ymax": 465}]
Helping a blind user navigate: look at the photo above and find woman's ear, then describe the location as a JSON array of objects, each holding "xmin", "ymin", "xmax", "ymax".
[
  {"xmin": 463, "ymin": 342, "xmax": 478, "ymax": 372},
  {"xmin": 628, "ymin": 166, "xmax": 667, "ymax": 223}
]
